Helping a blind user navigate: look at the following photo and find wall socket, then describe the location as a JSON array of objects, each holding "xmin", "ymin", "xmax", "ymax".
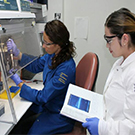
[{"xmin": 54, "ymin": 13, "xmax": 61, "ymax": 20}]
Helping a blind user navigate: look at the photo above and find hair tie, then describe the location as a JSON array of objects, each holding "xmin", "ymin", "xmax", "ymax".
[{"xmin": 66, "ymin": 41, "xmax": 70, "ymax": 46}]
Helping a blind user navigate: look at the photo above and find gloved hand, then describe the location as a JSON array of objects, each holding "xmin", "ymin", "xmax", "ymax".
[
  {"xmin": 82, "ymin": 117, "xmax": 99, "ymax": 135},
  {"xmin": 6, "ymin": 39, "xmax": 20, "ymax": 57},
  {"xmin": 9, "ymin": 70, "xmax": 22, "ymax": 85}
]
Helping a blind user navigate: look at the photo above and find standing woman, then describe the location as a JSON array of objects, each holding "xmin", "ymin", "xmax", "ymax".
[
  {"xmin": 82, "ymin": 8, "xmax": 135, "ymax": 135},
  {"xmin": 7, "ymin": 20, "xmax": 76, "ymax": 134}
]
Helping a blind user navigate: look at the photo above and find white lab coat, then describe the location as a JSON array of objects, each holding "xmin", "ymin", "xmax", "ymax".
[{"xmin": 99, "ymin": 52, "xmax": 135, "ymax": 135}]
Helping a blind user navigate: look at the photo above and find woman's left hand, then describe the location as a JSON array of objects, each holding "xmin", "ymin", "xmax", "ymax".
[{"xmin": 9, "ymin": 69, "xmax": 22, "ymax": 85}]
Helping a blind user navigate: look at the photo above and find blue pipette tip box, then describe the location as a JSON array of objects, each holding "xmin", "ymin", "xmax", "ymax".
[{"xmin": 9, "ymin": 86, "xmax": 20, "ymax": 93}]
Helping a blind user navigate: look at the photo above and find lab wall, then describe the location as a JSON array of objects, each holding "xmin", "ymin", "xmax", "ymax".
[
  {"xmin": 47, "ymin": 0, "xmax": 135, "ymax": 94},
  {"xmin": 47, "ymin": 0, "xmax": 63, "ymax": 21},
  {"xmin": 63, "ymin": 0, "xmax": 135, "ymax": 94}
]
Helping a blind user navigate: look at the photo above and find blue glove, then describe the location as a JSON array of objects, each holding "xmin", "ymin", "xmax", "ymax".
[
  {"xmin": 82, "ymin": 117, "xmax": 99, "ymax": 135},
  {"xmin": 9, "ymin": 70, "xmax": 22, "ymax": 85},
  {"xmin": 6, "ymin": 39, "xmax": 20, "ymax": 57}
]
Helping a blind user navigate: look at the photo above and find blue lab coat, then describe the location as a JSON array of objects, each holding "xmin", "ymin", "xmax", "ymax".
[{"xmin": 19, "ymin": 53, "xmax": 76, "ymax": 134}]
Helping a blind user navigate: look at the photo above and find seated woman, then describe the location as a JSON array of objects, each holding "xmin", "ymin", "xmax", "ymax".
[{"xmin": 7, "ymin": 20, "xmax": 76, "ymax": 135}]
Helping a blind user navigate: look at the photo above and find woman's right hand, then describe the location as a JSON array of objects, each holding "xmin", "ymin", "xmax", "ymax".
[{"xmin": 6, "ymin": 38, "xmax": 20, "ymax": 57}]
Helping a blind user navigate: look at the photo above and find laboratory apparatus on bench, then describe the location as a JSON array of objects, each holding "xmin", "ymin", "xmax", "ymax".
[
  {"xmin": 0, "ymin": 71, "xmax": 3, "ymax": 94},
  {"xmin": 0, "ymin": 0, "xmax": 47, "ymax": 125},
  {"xmin": 0, "ymin": 102, "xmax": 5, "ymax": 117},
  {"xmin": 0, "ymin": 17, "xmax": 42, "ymax": 122}
]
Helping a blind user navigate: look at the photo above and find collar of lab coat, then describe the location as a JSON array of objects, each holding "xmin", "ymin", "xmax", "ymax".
[
  {"xmin": 116, "ymin": 51, "xmax": 135, "ymax": 69},
  {"xmin": 110, "ymin": 51, "xmax": 135, "ymax": 71},
  {"xmin": 103, "ymin": 51, "xmax": 135, "ymax": 94}
]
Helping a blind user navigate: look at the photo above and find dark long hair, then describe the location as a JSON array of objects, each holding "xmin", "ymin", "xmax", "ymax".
[{"xmin": 44, "ymin": 20, "xmax": 76, "ymax": 69}]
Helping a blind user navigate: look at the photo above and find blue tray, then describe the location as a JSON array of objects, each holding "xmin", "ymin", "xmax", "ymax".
[{"xmin": 9, "ymin": 86, "xmax": 20, "ymax": 93}]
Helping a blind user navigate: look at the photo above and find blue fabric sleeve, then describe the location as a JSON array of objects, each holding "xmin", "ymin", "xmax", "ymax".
[
  {"xmin": 19, "ymin": 54, "xmax": 47, "ymax": 73},
  {"xmin": 19, "ymin": 54, "xmax": 37, "ymax": 66},
  {"xmin": 20, "ymin": 63, "xmax": 75, "ymax": 105}
]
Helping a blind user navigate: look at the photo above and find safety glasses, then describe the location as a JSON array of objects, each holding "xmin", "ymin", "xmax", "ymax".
[
  {"xmin": 42, "ymin": 36, "xmax": 55, "ymax": 46},
  {"xmin": 104, "ymin": 35, "xmax": 118, "ymax": 44}
]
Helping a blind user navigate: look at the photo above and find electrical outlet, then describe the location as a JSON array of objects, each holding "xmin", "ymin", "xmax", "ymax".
[{"xmin": 54, "ymin": 13, "xmax": 61, "ymax": 20}]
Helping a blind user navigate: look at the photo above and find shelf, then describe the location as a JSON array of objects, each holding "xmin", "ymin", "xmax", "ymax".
[{"xmin": 0, "ymin": 11, "xmax": 35, "ymax": 19}]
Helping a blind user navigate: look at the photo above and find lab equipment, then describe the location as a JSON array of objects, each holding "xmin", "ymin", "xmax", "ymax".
[
  {"xmin": 0, "ymin": 5, "xmax": 44, "ymax": 126},
  {"xmin": 20, "ymin": 0, "xmax": 31, "ymax": 12},
  {"xmin": 0, "ymin": 71, "xmax": 3, "ymax": 94},
  {"xmin": 0, "ymin": 102, "xmax": 5, "ymax": 117},
  {"xmin": 9, "ymin": 49, "xmax": 14, "ymax": 69},
  {"xmin": 0, "ymin": 0, "xmax": 19, "ymax": 11},
  {"xmin": 9, "ymin": 86, "xmax": 20, "ymax": 93},
  {"xmin": 0, "ymin": 86, "xmax": 20, "ymax": 99},
  {"xmin": 0, "ymin": 81, "xmax": 3, "ymax": 93},
  {"xmin": 0, "ymin": 19, "xmax": 42, "ymax": 78},
  {"xmin": 0, "ymin": 0, "xmax": 47, "ymax": 126}
]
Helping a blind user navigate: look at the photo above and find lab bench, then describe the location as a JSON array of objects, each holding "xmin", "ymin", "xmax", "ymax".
[{"xmin": 0, "ymin": 81, "xmax": 43, "ymax": 135}]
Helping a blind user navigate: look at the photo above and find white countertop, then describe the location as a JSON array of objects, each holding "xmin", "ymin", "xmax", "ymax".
[{"xmin": 0, "ymin": 81, "xmax": 43, "ymax": 135}]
